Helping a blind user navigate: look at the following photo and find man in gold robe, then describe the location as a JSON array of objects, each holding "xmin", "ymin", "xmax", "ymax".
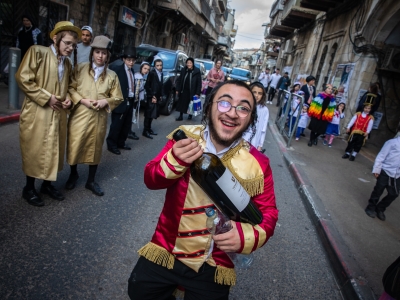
[{"xmin": 15, "ymin": 21, "xmax": 81, "ymax": 207}]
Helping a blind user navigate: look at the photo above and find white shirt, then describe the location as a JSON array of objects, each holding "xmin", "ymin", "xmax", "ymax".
[
  {"xmin": 297, "ymin": 112, "xmax": 310, "ymax": 128},
  {"xmin": 93, "ymin": 63, "xmax": 105, "ymax": 82},
  {"xmin": 156, "ymin": 69, "xmax": 162, "ymax": 82},
  {"xmin": 372, "ymin": 137, "xmax": 400, "ymax": 178},
  {"xmin": 51, "ymin": 45, "xmax": 65, "ymax": 82},
  {"xmin": 258, "ymin": 72, "xmax": 271, "ymax": 88},
  {"xmin": 242, "ymin": 105, "xmax": 269, "ymax": 148},
  {"xmin": 125, "ymin": 64, "xmax": 134, "ymax": 97},
  {"xmin": 347, "ymin": 112, "xmax": 374, "ymax": 134},
  {"xmin": 330, "ymin": 110, "xmax": 345, "ymax": 125},
  {"xmin": 203, "ymin": 126, "xmax": 240, "ymax": 158},
  {"xmin": 269, "ymin": 73, "xmax": 281, "ymax": 89},
  {"xmin": 134, "ymin": 72, "xmax": 146, "ymax": 101}
]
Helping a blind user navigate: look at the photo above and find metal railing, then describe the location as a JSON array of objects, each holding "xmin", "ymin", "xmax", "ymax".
[{"xmin": 275, "ymin": 90, "xmax": 304, "ymax": 147}]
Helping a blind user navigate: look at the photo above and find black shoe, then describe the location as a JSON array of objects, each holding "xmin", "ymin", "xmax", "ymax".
[
  {"xmin": 128, "ymin": 132, "xmax": 139, "ymax": 140},
  {"xmin": 188, "ymin": 115, "xmax": 192, "ymax": 120},
  {"xmin": 149, "ymin": 129, "xmax": 157, "ymax": 135},
  {"xmin": 313, "ymin": 139, "xmax": 318, "ymax": 145},
  {"xmin": 40, "ymin": 183, "xmax": 65, "ymax": 201},
  {"xmin": 65, "ymin": 174, "xmax": 79, "ymax": 190},
  {"xmin": 342, "ymin": 154, "xmax": 350, "ymax": 159},
  {"xmin": 365, "ymin": 207, "xmax": 376, "ymax": 218},
  {"xmin": 376, "ymin": 210, "xmax": 386, "ymax": 221},
  {"xmin": 260, "ymin": 149, "xmax": 266, "ymax": 154},
  {"xmin": 300, "ymin": 133, "xmax": 306, "ymax": 137},
  {"xmin": 85, "ymin": 182, "xmax": 104, "ymax": 196},
  {"xmin": 108, "ymin": 148, "xmax": 121, "ymax": 155},
  {"xmin": 118, "ymin": 145, "xmax": 131, "ymax": 150},
  {"xmin": 349, "ymin": 155, "xmax": 355, "ymax": 161},
  {"xmin": 22, "ymin": 187, "xmax": 44, "ymax": 207},
  {"xmin": 176, "ymin": 116, "xmax": 183, "ymax": 121},
  {"xmin": 142, "ymin": 131, "xmax": 153, "ymax": 139},
  {"xmin": 308, "ymin": 141, "xmax": 313, "ymax": 147}
]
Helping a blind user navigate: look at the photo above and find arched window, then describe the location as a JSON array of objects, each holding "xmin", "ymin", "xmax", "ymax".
[{"xmin": 316, "ymin": 45, "xmax": 328, "ymax": 85}]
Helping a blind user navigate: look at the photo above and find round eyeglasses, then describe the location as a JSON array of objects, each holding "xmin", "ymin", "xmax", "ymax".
[
  {"xmin": 61, "ymin": 40, "xmax": 78, "ymax": 49},
  {"xmin": 214, "ymin": 100, "xmax": 251, "ymax": 118}
]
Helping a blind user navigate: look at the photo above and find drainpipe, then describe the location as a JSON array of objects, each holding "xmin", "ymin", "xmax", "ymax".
[
  {"xmin": 88, "ymin": 0, "xmax": 96, "ymax": 27},
  {"xmin": 103, "ymin": 0, "xmax": 118, "ymax": 34}
]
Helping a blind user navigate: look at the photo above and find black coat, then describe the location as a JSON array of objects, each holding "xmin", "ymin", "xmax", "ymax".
[
  {"xmin": 301, "ymin": 84, "xmax": 316, "ymax": 104},
  {"xmin": 356, "ymin": 92, "xmax": 381, "ymax": 115},
  {"xmin": 111, "ymin": 64, "xmax": 135, "ymax": 114},
  {"xmin": 176, "ymin": 66, "xmax": 202, "ymax": 113},
  {"xmin": 144, "ymin": 69, "xmax": 163, "ymax": 119}
]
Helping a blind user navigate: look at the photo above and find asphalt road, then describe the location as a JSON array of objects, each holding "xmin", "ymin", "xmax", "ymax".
[{"xmin": 0, "ymin": 112, "xmax": 342, "ymax": 299}]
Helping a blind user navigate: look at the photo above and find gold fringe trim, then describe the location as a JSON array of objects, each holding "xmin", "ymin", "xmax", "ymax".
[
  {"xmin": 137, "ymin": 242, "xmax": 175, "ymax": 270},
  {"xmin": 348, "ymin": 131, "xmax": 367, "ymax": 146},
  {"xmin": 166, "ymin": 126, "xmax": 201, "ymax": 141},
  {"xmin": 215, "ymin": 265, "xmax": 236, "ymax": 286}
]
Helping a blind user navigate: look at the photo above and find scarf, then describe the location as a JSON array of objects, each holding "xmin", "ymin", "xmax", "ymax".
[{"xmin": 308, "ymin": 92, "xmax": 336, "ymax": 122}]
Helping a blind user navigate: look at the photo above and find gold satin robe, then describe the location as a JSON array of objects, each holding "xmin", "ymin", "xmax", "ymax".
[
  {"xmin": 15, "ymin": 46, "xmax": 72, "ymax": 181},
  {"xmin": 67, "ymin": 63, "xmax": 123, "ymax": 165}
]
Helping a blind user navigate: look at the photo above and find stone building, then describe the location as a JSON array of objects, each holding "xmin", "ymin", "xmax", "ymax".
[
  {"xmin": 267, "ymin": 0, "xmax": 400, "ymax": 148},
  {"xmin": 0, "ymin": 0, "xmax": 236, "ymax": 70}
]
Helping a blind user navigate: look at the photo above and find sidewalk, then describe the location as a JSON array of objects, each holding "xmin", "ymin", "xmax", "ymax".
[
  {"xmin": 0, "ymin": 82, "xmax": 23, "ymax": 124},
  {"xmin": 267, "ymin": 103, "xmax": 400, "ymax": 299}
]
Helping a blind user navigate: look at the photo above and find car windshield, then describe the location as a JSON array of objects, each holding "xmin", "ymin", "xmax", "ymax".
[
  {"xmin": 194, "ymin": 62, "xmax": 201, "ymax": 69},
  {"xmin": 135, "ymin": 48, "xmax": 176, "ymax": 69},
  {"xmin": 231, "ymin": 68, "xmax": 251, "ymax": 78},
  {"xmin": 197, "ymin": 60, "xmax": 213, "ymax": 70}
]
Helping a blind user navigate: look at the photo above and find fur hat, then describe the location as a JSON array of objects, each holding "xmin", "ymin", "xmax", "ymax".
[
  {"xmin": 91, "ymin": 35, "xmax": 112, "ymax": 50},
  {"xmin": 50, "ymin": 21, "xmax": 81, "ymax": 39}
]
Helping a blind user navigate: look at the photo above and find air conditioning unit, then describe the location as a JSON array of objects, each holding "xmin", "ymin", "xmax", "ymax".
[
  {"xmin": 381, "ymin": 47, "xmax": 400, "ymax": 73},
  {"xmin": 284, "ymin": 39, "xmax": 294, "ymax": 53},
  {"xmin": 137, "ymin": 0, "xmax": 148, "ymax": 12},
  {"xmin": 159, "ymin": 19, "xmax": 172, "ymax": 38},
  {"xmin": 177, "ymin": 33, "xmax": 186, "ymax": 45}
]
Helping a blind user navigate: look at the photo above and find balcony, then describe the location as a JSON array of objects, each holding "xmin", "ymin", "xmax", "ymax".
[
  {"xmin": 300, "ymin": 0, "xmax": 345, "ymax": 12},
  {"xmin": 269, "ymin": 11, "xmax": 295, "ymax": 38},
  {"xmin": 230, "ymin": 25, "xmax": 238, "ymax": 38},
  {"xmin": 201, "ymin": 1, "xmax": 212, "ymax": 22},
  {"xmin": 217, "ymin": 35, "xmax": 231, "ymax": 48},
  {"xmin": 281, "ymin": 0, "xmax": 320, "ymax": 29},
  {"xmin": 269, "ymin": 0, "xmax": 284, "ymax": 18},
  {"xmin": 218, "ymin": 0, "xmax": 227, "ymax": 13}
]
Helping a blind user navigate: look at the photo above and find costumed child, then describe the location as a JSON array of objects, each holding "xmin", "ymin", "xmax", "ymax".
[
  {"xmin": 66, "ymin": 36, "xmax": 123, "ymax": 196},
  {"xmin": 342, "ymin": 100, "xmax": 374, "ymax": 161},
  {"xmin": 281, "ymin": 81, "xmax": 301, "ymax": 118},
  {"xmin": 295, "ymin": 104, "xmax": 310, "ymax": 141},
  {"xmin": 307, "ymin": 84, "xmax": 336, "ymax": 146},
  {"xmin": 243, "ymin": 82, "xmax": 269, "ymax": 153},
  {"xmin": 15, "ymin": 21, "xmax": 81, "ymax": 207},
  {"xmin": 288, "ymin": 90, "xmax": 305, "ymax": 133},
  {"xmin": 323, "ymin": 102, "xmax": 345, "ymax": 147}
]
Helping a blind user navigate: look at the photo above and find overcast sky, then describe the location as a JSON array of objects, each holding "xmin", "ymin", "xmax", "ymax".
[{"xmin": 229, "ymin": 0, "xmax": 275, "ymax": 50}]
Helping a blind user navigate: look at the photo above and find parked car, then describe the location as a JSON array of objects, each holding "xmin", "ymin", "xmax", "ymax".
[
  {"xmin": 221, "ymin": 67, "xmax": 231, "ymax": 81},
  {"xmin": 109, "ymin": 44, "xmax": 188, "ymax": 115},
  {"xmin": 227, "ymin": 67, "xmax": 253, "ymax": 85},
  {"xmin": 194, "ymin": 61, "xmax": 206, "ymax": 80},
  {"xmin": 195, "ymin": 58, "xmax": 214, "ymax": 77}
]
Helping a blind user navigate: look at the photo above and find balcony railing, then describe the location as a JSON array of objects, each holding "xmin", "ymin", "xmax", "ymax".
[
  {"xmin": 268, "ymin": 11, "xmax": 294, "ymax": 38},
  {"xmin": 217, "ymin": 35, "xmax": 230, "ymax": 48},
  {"xmin": 270, "ymin": 0, "xmax": 284, "ymax": 18}
]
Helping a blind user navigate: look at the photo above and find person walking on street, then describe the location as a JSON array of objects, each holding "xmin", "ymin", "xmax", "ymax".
[
  {"xmin": 66, "ymin": 35, "xmax": 123, "ymax": 196},
  {"xmin": 300, "ymin": 75, "xmax": 316, "ymax": 104},
  {"xmin": 15, "ymin": 21, "xmax": 81, "ymax": 206},
  {"xmin": 127, "ymin": 80, "xmax": 278, "ymax": 300},
  {"xmin": 175, "ymin": 57, "xmax": 202, "ymax": 121},
  {"xmin": 76, "ymin": 26, "xmax": 93, "ymax": 64},
  {"xmin": 276, "ymin": 72, "xmax": 291, "ymax": 107},
  {"xmin": 16, "ymin": 14, "xmax": 43, "ymax": 60},
  {"xmin": 142, "ymin": 57, "xmax": 163, "ymax": 139},
  {"xmin": 323, "ymin": 102, "xmax": 345, "ymax": 147},
  {"xmin": 258, "ymin": 67, "xmax": 271, "ymax": 94},
  {"xmin": 128, "ymin": 62, "xmax": 150, "ymax": 140},
  {"xmin": 364, "ymin": 134, "xmax": 400, "ymax": 221},
  {"xmin": 206, "ymin": 59, "xmax": 225, "ymax": 95},
  {"xmin": 106, "ymin": 45, "xmax": 137, "ymax": 154},
  {"xmin": 267, "ymin": 68, "xmax": 281, "ymax": 104},
  {"xmin": 307, "ymin": 83, "xmax": 336, "ymax": 147}
]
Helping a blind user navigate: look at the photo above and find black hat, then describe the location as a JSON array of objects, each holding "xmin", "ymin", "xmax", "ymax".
[
  {"xmin": 186, "ymin": 57, "xmax": 194, "ymax": 65},
  {"xmin": 122, "ymin": 45, "xmax": 137, "ymax": 59},
  {"xmin": 306, "ymin": 75, "xmax": 316, "ymax": 83},
  {"xmin": 364, "ymin": 93, "xmax": 376, "ymax": 106}
]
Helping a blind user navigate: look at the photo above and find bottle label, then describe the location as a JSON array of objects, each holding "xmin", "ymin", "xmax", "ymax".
[{"xmin": 215, "ymin": 169, "xmax": 250, "ymax": 212}]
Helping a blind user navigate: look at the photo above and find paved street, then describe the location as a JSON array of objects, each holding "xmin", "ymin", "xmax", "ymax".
[{"xmin": 0, "ymin": 112, "xmax": 341, "ymax": 299}]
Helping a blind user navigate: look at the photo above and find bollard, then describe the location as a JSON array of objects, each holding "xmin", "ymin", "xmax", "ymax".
[{"xmin": 8, "ymin": 47, "xmax": 21, "ymax": 110}]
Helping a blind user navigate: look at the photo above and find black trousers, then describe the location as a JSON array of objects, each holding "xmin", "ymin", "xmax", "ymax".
[
  {"xmin": 345, "ymin": 133, "xmax": 365, "ymax": 153},
  {"xmin": 276, "ymin": 89, "xmax": 285, "ymax": 105},
  {"xmin": 143, "ymin": 117, "xmax": 153, "ymax": 132},
  {"xmin": 268, "ymin": 87, "xmax": 276, "ymax": 101},
  {"xmin": 367, "ymin": 170, "xmax": 400, "ymax": 212},
  {"xmin": 128, "ymin": 257, "xmax": 230, "ymax": 300},
  {"xmin": 106, "ymin": 108, "xmax": 133, "ymax": 149}
]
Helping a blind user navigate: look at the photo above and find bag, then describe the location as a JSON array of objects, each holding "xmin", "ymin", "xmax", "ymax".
[
  {"xmin": 187, "ymin": 100, "xmax": 194, "ymax": 115},
  {"xmin": 382, "ymin": 256, "xmax": 400, "ymax": 299},
  {"xmin": 202, "ymin": 80, "xmax": 209, "ymax": 94},
  {"xmin": 192, "ymin": 96, "xmax": 202, "ymax": 117}
]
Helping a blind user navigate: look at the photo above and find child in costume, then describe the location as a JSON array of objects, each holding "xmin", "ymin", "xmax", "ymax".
[
  {"xmin": 323, "ymin": 102, "xmax": 345, "ymax": 147},
  {"xmin": 342, "ymin": 101, "xmax": 374, "ymax": 161},
  {"xmin": 295, "ymin": 104, "xmax": 310, "ymax": 141},
  {"xmin": 288, "ymin": 89, "xmax": 305, "ymax": 133}
]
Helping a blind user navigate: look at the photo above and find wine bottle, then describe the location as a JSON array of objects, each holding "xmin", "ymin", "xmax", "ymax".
[{"xmin": 173, "ymin": 129, "xmax": 263, "ymax": 225}]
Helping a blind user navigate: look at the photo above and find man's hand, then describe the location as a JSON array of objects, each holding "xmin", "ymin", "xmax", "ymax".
[
  {"xmin": 152, "ymin": 96, "xmax": 157, "ymax": 104},
  {"xmin": 213, "ymin": 221, "xmax": 241, "ymax": 253},
  {"xmin": 364, "ymin": 132, "xmax": 368, "ymax": 137},
  {"xmin": 47, "ymin": 95, "xmax": 62, "ymax": 111},
  {"xmin": 172, "ymin": 138, "xmax": 203, "ymax": 164},
  {"xmin": 374, "ymin": 173, "xmax": 380, "ymax": 178},
  {"xmin": 62, "ymin": 98, "xmax": 72, "ymax": 109}
]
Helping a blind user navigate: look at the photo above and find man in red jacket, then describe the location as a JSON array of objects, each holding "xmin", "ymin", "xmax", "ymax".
[{"xmin": 128, "ymin": 80, "xmax": 278, "ymax": 300}]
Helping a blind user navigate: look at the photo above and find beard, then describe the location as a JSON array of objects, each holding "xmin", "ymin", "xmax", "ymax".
[{"xmin": 208, "ymin": 113, "xmax": 249, "ymax": 148}]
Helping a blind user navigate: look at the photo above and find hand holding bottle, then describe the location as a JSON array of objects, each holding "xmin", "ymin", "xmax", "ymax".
[
  {"xmin": 213, "ymin": 221, "xmax": 241, "ymax": 252},
  {"xmin": 172, "ymin": 138, "xmax": 203, "ymax": 164}
]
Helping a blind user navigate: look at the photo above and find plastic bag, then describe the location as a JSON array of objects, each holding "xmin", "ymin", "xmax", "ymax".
[
  {"xmin": 187, "ymin": 100, "xmax": 194, "ymax": 115},
  {"xmin": 192, "ymin": 96, "xmax": 202, "ymax": 117}
]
